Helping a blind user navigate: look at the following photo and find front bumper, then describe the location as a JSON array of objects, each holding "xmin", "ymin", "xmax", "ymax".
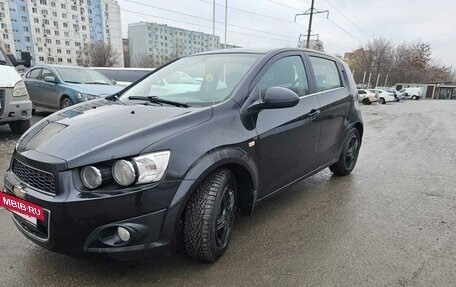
[
  {"xmin": 0, "ymin": 90, "xmax": 32, "ymax": 123},
  {"xmin": 3, "ymin": 157, "xmax": 193, "ymax": 259}
]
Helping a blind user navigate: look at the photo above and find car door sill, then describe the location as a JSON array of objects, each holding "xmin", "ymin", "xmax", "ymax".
[{"xmin": 256, "ymin": 159, "xmax": 338, "ymax": 204}]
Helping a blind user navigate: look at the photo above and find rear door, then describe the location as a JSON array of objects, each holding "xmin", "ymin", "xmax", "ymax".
[
  {"xmin": 306, "ymin": 54, "xmax": 351, "ymax": 167},
  {"xmin": 24, "ymin": 68, "xmax": 42, "ymax": 106},
  {"xmin": 255, "ymin": 52, "xmax": 320, "ymax": 197}
]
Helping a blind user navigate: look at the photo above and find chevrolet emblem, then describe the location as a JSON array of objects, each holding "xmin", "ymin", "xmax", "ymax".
[{"xmin": 13, "ymin": 185, "xmax": 26, "ymax": 199}]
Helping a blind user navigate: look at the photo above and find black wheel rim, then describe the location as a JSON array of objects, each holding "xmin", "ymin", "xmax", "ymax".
[
  {"xmin": 215, "ymin": 183, "xmax": 235, "ymax": 249},
  {"xmin": 344, "ymin": 135, "xmax": 359, "ymax": 170}
]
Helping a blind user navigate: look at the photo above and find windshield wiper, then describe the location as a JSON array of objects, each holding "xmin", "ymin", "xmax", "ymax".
[
  {"xmin": 65, "ymin": 81, "xmax": 82, "ymax": 84},
  {"xmin": 0, "ymin": 60, "xmax": 6, "ymax": 65},
  {"xmin": 86, "ymin": 82, "xmax": 110, "ymax": 85},
  {"xmin": 128, "ymin": 96, "xmax": 189, "ymax": 108}
]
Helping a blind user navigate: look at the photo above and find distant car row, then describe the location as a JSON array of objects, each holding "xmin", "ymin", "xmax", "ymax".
[
  {"xmin": 358, "ymin": 87, "xmax": 422, "ymax": 105},
  {"xmin": 22, "ymin": 65, "xmax": 155, "ymax": 112}
]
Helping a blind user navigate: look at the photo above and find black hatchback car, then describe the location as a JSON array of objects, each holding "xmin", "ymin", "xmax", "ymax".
[{"xmin": 2, "ymin": 48, "xmax": 363, "ymax": 262}]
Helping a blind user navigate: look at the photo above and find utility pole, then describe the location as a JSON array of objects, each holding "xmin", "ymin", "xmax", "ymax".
[
  {"xmin": 375, "ymin": 73, "xmax": 380, "ymax": 88},
  {"xmin": 294, "ymin": 0, "xmax": 328, "ymax": 49},
  {"xmin": 224, "ymin": 0, "xmax": 228, "ymax": 48},
  {"xmin": 384, "ymin": 74, "xmax": 389, "ymax": 87}
]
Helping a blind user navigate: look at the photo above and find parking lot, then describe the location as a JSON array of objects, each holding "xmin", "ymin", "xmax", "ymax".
[{"xmin": 1, "ymin": 100, "xmax": 456, "ymax": 286}]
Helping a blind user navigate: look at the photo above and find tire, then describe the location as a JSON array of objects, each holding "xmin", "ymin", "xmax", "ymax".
[
  {"xmin": 412, "ymin": 95, "xmax": 418, "ymax": 100},
  {"xmin": 329, "ymin": 128, "xmax": 361, "ymax": 176},
  {"xmin": 184, "ymin": 169, "xmax": 237, "ymax": 262},
  {"xmin": 60, "ymin": 97, "xmax": 73, "ymax": 109},
  {"xmin": 380, "ymin": 98, "xmax": 386, "ymax": 104},
  {"xmin": 9, "ymin": 119, "xmax": 31, "ymax": 135},
  {"xmin": 362, "ymin": 98, "xmax": 371, "ymax": 105}
]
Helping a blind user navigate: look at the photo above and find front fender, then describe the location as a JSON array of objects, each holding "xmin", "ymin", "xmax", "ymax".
[{"xmin": 160, "ymin": 146, "xmax": 258, "ymax": 252}]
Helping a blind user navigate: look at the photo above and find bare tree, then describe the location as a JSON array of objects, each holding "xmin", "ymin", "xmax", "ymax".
[
  {"xmin": 134, "ymin": 53, "xmax": 156, "ymax": 68},
  {"xmin": 79, "ymin": 42, "xmax": 119, "ymax": 67}
]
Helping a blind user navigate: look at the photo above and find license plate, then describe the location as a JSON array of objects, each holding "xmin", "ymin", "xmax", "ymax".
[{"xmin": 0, "ymin": 191, "xmax": 44, "ymax": 224}]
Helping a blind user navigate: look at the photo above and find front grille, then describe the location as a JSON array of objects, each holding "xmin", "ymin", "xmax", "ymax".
[
  {"xmin": 0, "ymin": 89, "xmax": 5, "ymax": 117},
  {"xmin": 12, "ymin": 159, "xmax": 55, "ymax": 195}
]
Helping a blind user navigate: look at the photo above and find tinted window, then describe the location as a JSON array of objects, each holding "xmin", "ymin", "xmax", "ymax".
[
  {"xmin": 40, "ymin": 68, "xmax": 54, "ymax": 80},
  {"xmin": 116, "ymin": 70, "xmax": 149, "ymax": 82},
  {"xmin": 309, "ymin": 56, "xmax": 343, "ymax": 92},
  {"xmin": 27, "ymin": 68, "xmax": 41, "ymax": 79},
  {"xmin": 259, "ymin": 56, "xmax": 309, "ymax": 98},
  {"xmin": 358, "ymin": 90, "xmax": 366, "ymax": 94}
]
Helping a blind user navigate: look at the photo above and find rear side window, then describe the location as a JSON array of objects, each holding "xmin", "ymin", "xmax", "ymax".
[
  {"xmin": 27, "ymin": 68, "xmax": 41, "ymax": 79},
  {"xmin": 358, "ymin": 90, "xmax": 366, "ymax": 94},
  {"xmin": 309, "ymin": 56, "xmax": 343, "ymax": 92},
  {"xmin": 116, "ymin": 70, "xmax": 149, "ymax": 82},
  {"xmin": 259, "ymin": 56, "xmax": 309, "ymax": 98},
  {"xmin": 40, "ymin": 68, "xmax": 54, "ymax": 79}
]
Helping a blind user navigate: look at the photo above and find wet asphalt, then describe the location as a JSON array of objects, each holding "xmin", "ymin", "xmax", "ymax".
[{"xmin": 1, "ymin": 101, "xmax": 456, "ymax": 287}]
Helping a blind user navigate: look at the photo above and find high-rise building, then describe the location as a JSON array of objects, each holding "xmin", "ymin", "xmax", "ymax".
[
  {"xmin": 0, "ymin": 0, "xmax": 17, "ymax": 54},
  {"xmin": 0, "ymin": 0, "xmax": 123, "ymax": 66},
  {"xmin": 129, "ymin": 22, "xmax": 220, "ymax": 67}
]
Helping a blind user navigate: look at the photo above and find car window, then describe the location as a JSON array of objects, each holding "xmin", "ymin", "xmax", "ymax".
[
  {"xmin": 358, "ymin": 90, "xmax": 366, "ymax": 94},
  {"xmin": 120, "ymin": 54, "xmax": 260, "ymax": 106},
  {"xmin": 309, "ymin": 56, "xmax": 343, "ymax": 92},
  {"xmin": 27, "ymin": 68, "xmax": 41, "ymax": 79},
  {"xmin": 56, "ymin": 67, "xmax": 112, "ymax": 84},
  {"xmin": 399, "ymin": 89, "xmax": 405, "ymax": 93},
  {"xmin": 94, "ymin": 69, "xmax": 117, "ymax": 80},
  {"xmin": 116, "ymin": 70, "xmax": 149, "ymax": 82},
  {"xmin": 259, "ymin": 56, "xmax": 309, "ymax": 98},
  {"xmin": 40, "ymin": 68, "xmax": 54, "ymax": 80}
]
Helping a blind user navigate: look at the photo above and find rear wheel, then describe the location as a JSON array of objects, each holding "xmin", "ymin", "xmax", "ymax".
[
  {"xmin": 412, "ymin": 95, "xmax": 418, "ymax": 100},
  {"xmin": 362, "ymin": 98, "xmax": 371, "ymax": 105},
  {"xmin": 380, "ymin": 98, "xmax": 386, "ymax": 104},
  {"xmin": 9, "ymin": 119, "xmax": 31, "ymax": 135},
  {"xmin": 184, "ymin": 169, "xmax": 237, "ymax": 262},
  {"xmin": 60, "ymin": 97, "xmax": 73, "ymax": 109},
  {"xmin": 329, "ymin": 128, "xmax": 361, "ymax": 176}
]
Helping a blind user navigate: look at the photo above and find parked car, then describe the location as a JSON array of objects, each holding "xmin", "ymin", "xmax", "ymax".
[
  {"xmin": 2, "ymin": 48, "xmax": 363, "ymax": 262},
  {"xmin": 358, "ymin": 89, "xmax": 378, "ymax": 105},
  {"xmin": 0, "ymin": 48, "xmax": 33, "ymax": 134},
  {"xmin": 92, "ymin": 67, "xmax": 155, "ymax": 87},
  {"xmin": 369, "ymin": 88, "xmax": 397, "ymax": 104},
  {"xmin": 397, "ymin": 87, "xmax": 422, "ymax": 100},
  {"xmin": 23, "ymin": 65, "xmax": 124, "ymax": 111}
]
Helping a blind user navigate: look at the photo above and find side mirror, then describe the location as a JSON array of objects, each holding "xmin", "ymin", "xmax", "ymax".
[
  {"xmin": 247, "ymin": 86, "xmax": 299, "ymax": 113},
  {"xmin": 7, "ymin": 52, "xmax": 32, "ymax": 68},
  {"xmin": 44, "ymin": 76, "xmax": 57, "ymax": 84},
  {"xmin": 111, "ymin": 79, "xmax": 117, "ymax": 85}
]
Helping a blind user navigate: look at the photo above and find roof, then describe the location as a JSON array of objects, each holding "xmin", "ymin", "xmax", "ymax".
[{"xmin": 195, "ymin": 47, "xmax": 338, "ymax": 58}]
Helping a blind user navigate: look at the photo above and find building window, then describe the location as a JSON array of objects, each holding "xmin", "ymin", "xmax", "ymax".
[{"xmin": 67, "ymin": 59, "xmax": 72, "ymax": 63}]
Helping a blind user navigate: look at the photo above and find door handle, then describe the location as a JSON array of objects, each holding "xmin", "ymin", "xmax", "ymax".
[{"xmin": 309, "ymin": 109, "xmax": 320, "ymax": 120}]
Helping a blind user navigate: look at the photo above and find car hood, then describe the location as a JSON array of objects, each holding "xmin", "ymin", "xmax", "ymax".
[
  {"xmin": 64, "ymin": 83, "xmax": 124, "ymax": 96},
  {"xmin": 17, "ymin": 99, "xmax": 213, "ymax": 168}
]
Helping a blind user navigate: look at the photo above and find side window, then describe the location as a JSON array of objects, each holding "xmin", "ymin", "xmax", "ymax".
[
  {"xmin": 117, "ymin": 70, "xmax": 143, "ymax": 82},
  {"xmin": 97, "ymin": 69, "xmax": 116, "ymax": 80},
  {"xmin": 40, "ymin": 68, "xmax": 54, "ymax": 80},
  {"xmin": 27, "ymin": 68, "xmax": 41, "ymax": 79},
  {"xmin": 309, "ymin": 56, "xmax": 343, "ymax": 92},
  {"xmin": 358, "ymin": 90, "xmax": 366, "ymax": 94},
  {"xmin": 259, "ymin": 56, "xmax": 309, "ymax": 98}
]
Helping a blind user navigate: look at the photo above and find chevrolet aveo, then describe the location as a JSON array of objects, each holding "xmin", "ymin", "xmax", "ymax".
[{"xmin": 2, "ymin": 48, "xmax": 363, "ymax": 262}]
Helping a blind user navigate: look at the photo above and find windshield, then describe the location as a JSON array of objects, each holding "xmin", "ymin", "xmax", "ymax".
[
  {"xmin": 56, "ymin": 67, "xmax": 113, "ymax": 84},
  {"xmin": 120, "ymin": 54, "xmax": 261, "ymax": 107}
]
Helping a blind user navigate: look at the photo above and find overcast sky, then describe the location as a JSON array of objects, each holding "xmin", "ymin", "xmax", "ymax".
[{"xmin": 118, "ymin": 0, "xmax": 456, "ymax": 68}]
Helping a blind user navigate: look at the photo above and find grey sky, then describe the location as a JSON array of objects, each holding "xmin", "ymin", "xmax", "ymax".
[{"xmin": 118, "ymin": 0, "xmax": 456, "ymax": 68}]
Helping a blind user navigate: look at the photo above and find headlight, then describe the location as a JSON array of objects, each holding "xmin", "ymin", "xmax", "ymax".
[
  {"xmin": 13, "ymin": 81, "xmax": 29, "ymax": 98},
  {"xmin": 77, "ymin": 92, "xmax": 97, "ymax": 101},
  {"xmin": 80, "ymin": 166, "xmax": 102, "ymax": 189},
  {"xmin": 112, "ymin": 160, "xmax": 137, "ymax": 186},
  {"xmin": 133, "ymin": 151, "xmax": 171, "ymax": 184}
]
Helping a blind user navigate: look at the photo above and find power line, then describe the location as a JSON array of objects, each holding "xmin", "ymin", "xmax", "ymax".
[
  {"xmin": 120, "ymin": 8, "xmax": 298, "ymax": 44},
  {"xmin": 265, "ymin": 0, "xmax": 306, "ymax": 12},
  {"xmin": 322, "ymin": 0, "xmax": 372, "ymax": 39},
  {"xmin": 124, "ymin": 0, "xmax": 297, "ymax": 40},
  {"xmin": 325, "ymin": 17, "xmax": 364, "ymax": 44}
]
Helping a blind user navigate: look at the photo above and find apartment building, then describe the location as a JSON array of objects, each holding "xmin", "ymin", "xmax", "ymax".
[
  {"xmin": 129, "ymin": 22, "xmax": 220, "ymax": 67},
  {"xmin": 0, "ymin": 0, "xmax": 123, "ymax": 66},
  {"xmin": 0, "ymin": 0, "xmax": 17, "ymax": 53}
]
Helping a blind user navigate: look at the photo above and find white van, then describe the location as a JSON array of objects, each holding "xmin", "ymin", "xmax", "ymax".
[
  {"xmin": 0, "ymin": 48, "xmax": 33, "ymax": 134},
  {"xmin": 397, "ymin": 87, "xmax": 422, "ymax": 100}
]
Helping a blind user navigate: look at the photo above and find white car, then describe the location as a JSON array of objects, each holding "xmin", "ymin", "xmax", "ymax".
[
  {"xmin": 369, "ymin": 88, "xmax": 397, "ymax": 104},
  {"xmin": 358, "ymin": 89, "xmax": 378, "ymax": 105},
  {"xmin": 397, "ymin": 87, "xmax": 422, "ymax": 100}
]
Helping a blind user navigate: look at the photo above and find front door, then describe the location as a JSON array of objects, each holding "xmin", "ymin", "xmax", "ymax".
[
  {"xmin": 38, "ymin": 68, "xmax": 61, "ymax": 109},
  {"xmin": 255, "ymin": 54, "xmax": 320, "ymax": 198}
]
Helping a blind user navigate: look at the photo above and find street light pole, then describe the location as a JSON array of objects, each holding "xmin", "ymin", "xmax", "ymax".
[{"xmin": 212, "ymin": 0, "xmax": 216, "ymax": 49}]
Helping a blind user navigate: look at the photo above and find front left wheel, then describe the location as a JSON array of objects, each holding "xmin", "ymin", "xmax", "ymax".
[
  {"xmin": 9, "ymin": 119, "xmax": 31, "ymax": 135},
  {"xmin": 184, "ymin": 169, "xmax": 237, "ymax": 262}
]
